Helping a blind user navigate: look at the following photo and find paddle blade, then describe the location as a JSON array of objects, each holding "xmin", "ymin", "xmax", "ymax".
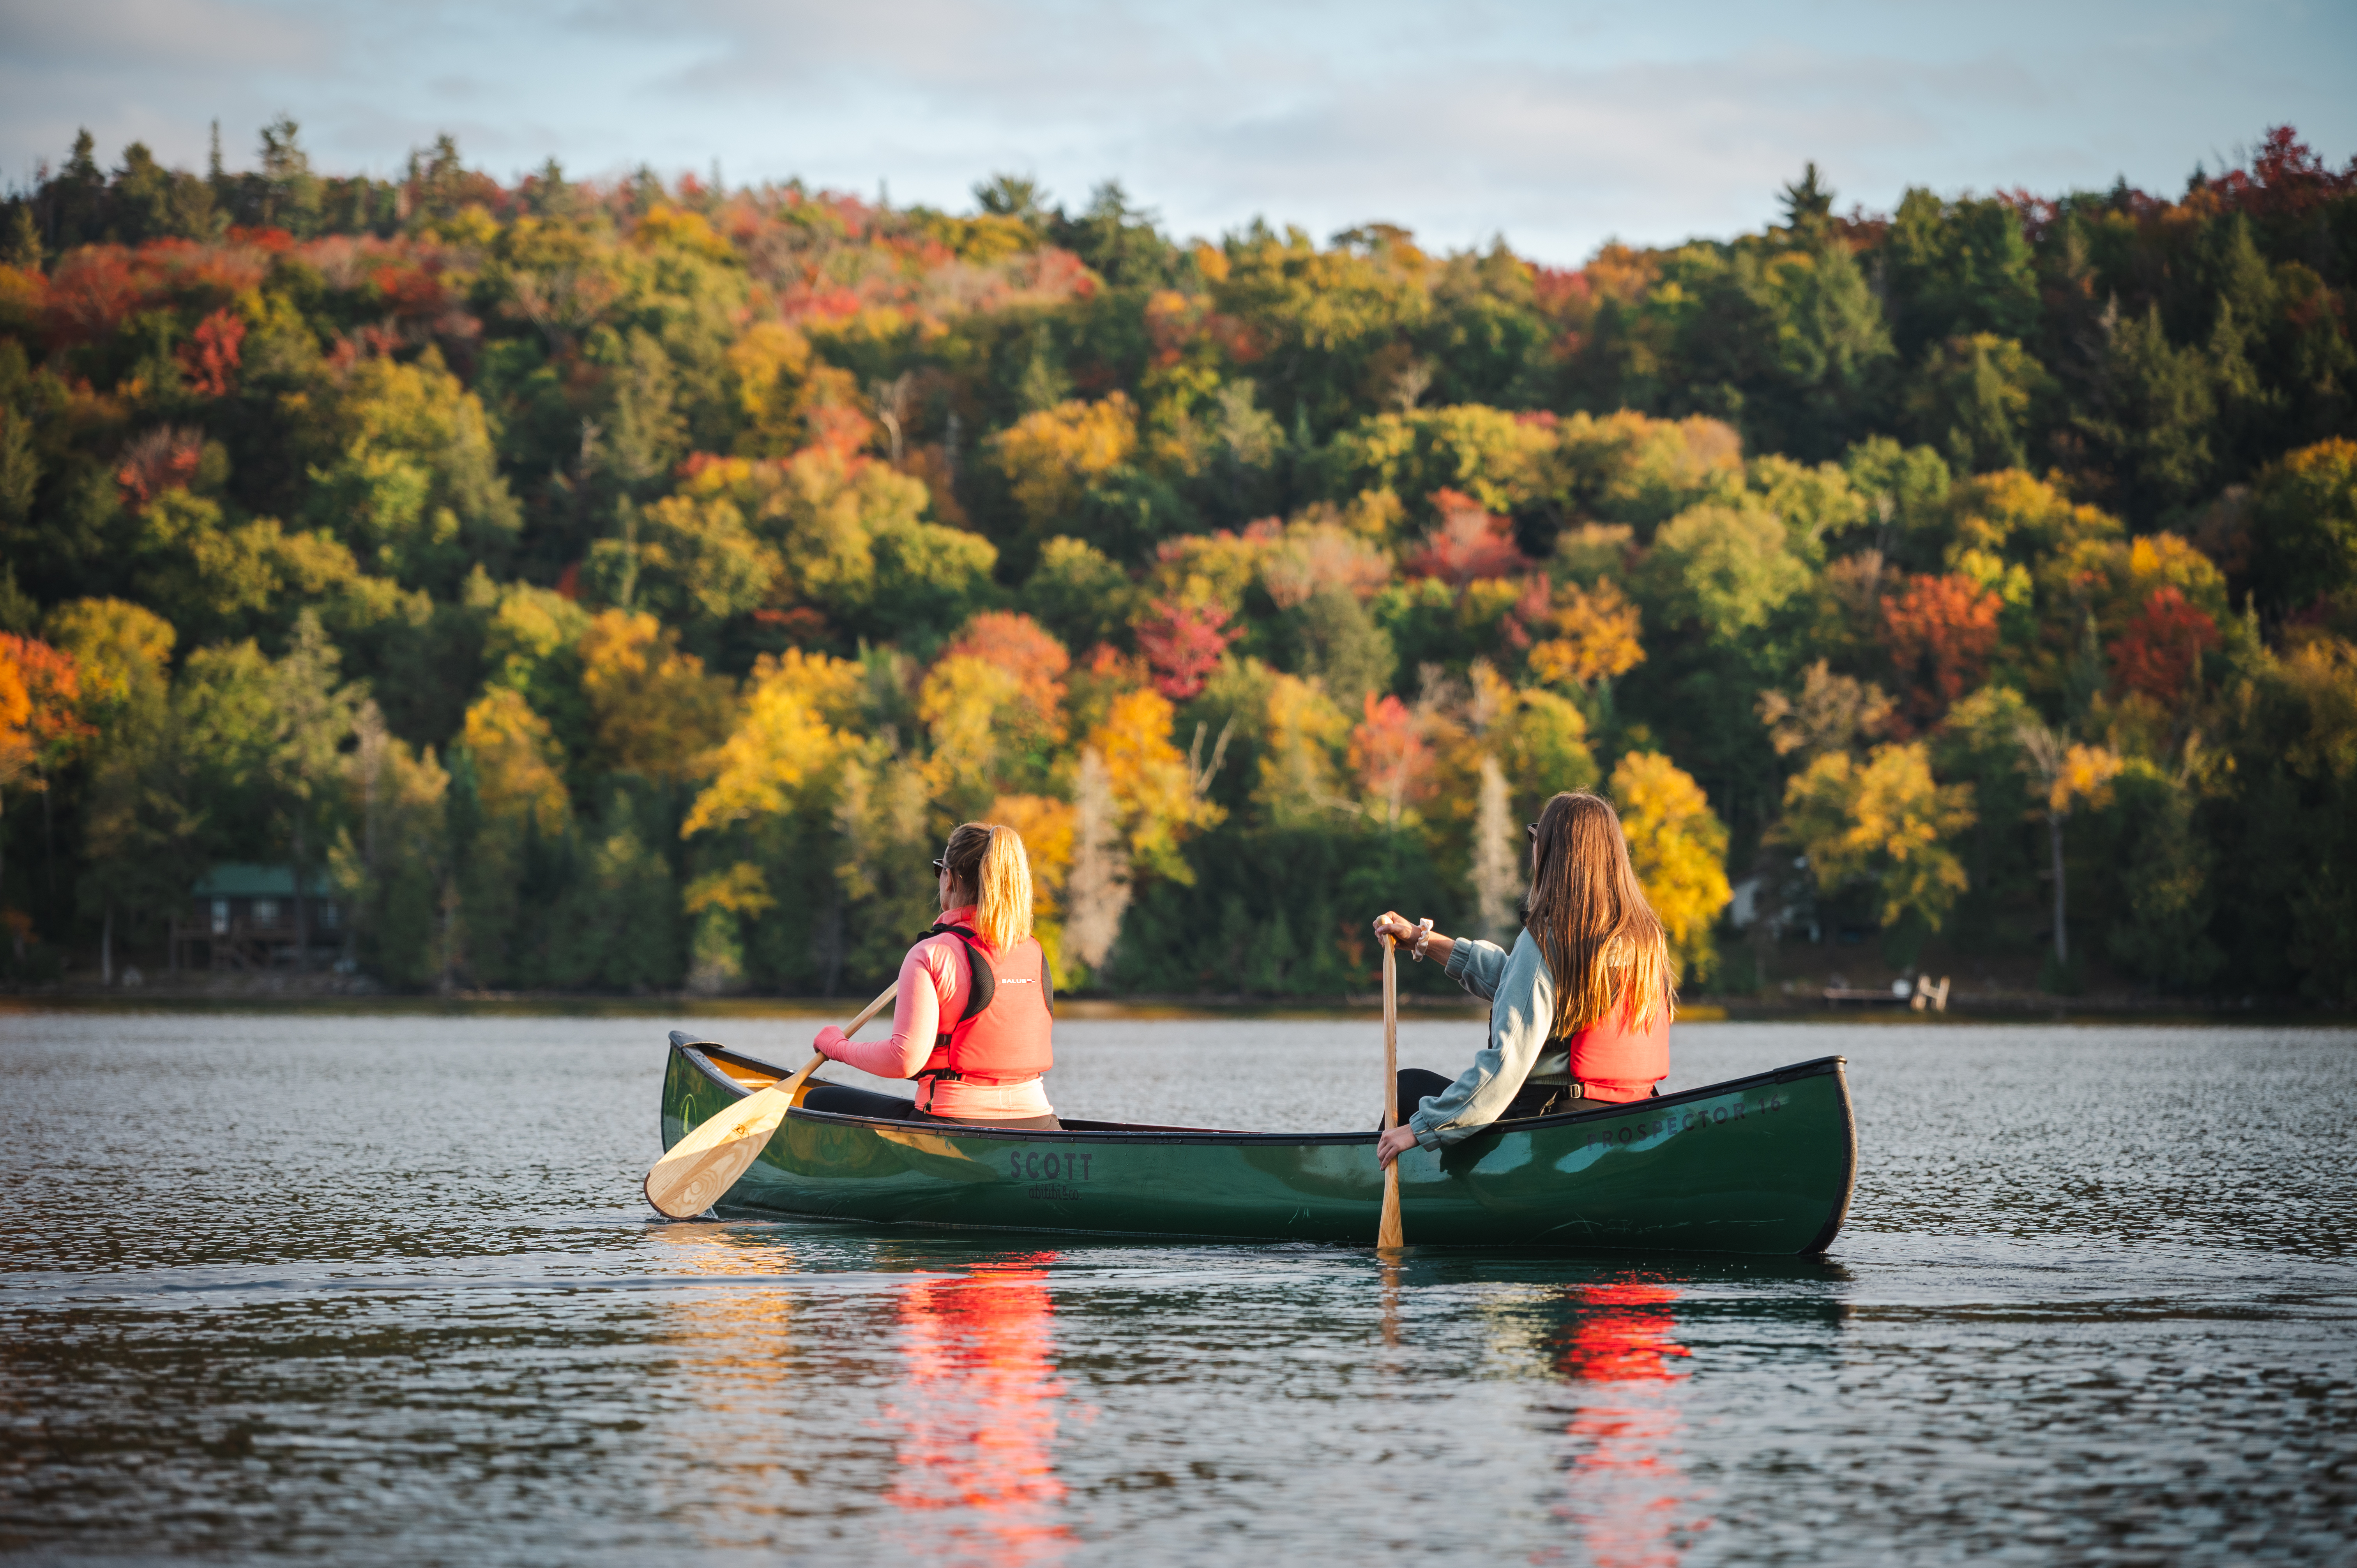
[
  {"xmin": 643, "ymin": 1082, "xmax": 793, "ymax": 1219},
  {"xmin": 642, "ymin": 986, "xmax": 891, "ymax": 1220},
  {"xmin": 1377, "ymin": 1162, "xmax": 1403, "ymax": 1250}
]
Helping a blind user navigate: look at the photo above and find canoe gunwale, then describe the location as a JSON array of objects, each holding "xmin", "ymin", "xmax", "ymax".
[{"xmin": 665, "ymin": 1034, "xmax": 1849, "ymax": 1150}]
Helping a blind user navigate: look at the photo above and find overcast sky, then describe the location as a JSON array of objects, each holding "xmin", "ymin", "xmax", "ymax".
[{"xmin": 3, "ymin": 0, "xmax": 2352, "ymax": 264}]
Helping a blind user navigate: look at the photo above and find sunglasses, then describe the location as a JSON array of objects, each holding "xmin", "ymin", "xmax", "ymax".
[
  {"xmin": 931, "ymin": 857, "xmax": 949, "ymax": 872},
  {"xmin": 1526, "ymin": 822, "xmax": 1539, "ymax": 841}
]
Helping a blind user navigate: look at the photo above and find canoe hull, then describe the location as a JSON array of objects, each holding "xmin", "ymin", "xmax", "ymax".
[{"xmin": 658, "ymin": 1041, "xmax": 1857, "ymax": 1255}]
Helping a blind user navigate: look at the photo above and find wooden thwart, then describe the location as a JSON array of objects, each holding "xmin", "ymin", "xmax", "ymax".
[{"xmin": 643, "ymin": 982, "xmax": 898, "ymax": 1219}]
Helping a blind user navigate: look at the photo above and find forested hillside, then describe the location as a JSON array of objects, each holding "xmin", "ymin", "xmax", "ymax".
[{"xmin": 2, "ymin": 122, "xmax": 2353, "ymax": 1001}]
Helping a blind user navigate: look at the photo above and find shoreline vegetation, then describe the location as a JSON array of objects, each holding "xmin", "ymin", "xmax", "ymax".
[
  {"xmin": 4, "ymin": 971, "xmax": 2345, "ymax": 1026},
  {"xmin": 2, "ymin": 124, "xmax": 2354, "ymax": 1011}
]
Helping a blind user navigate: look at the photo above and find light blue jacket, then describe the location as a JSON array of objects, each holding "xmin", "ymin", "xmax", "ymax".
[{"xmin": 1406, "ymin": 929, "xmax": 1578, "ymax": 1150}]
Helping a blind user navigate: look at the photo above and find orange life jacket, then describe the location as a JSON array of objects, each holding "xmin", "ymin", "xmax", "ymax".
[
  {"xmin": 1557, "ymin": 992, "xmax": 1670, "ymax": 1101},
  {"xmin": 915, "ymin": 921, "xmax": 1055, "ymax": 1084}
]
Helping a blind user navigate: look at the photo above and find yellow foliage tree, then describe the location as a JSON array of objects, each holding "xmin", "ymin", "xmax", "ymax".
[
  {"xmin": 1495, "ymin": 686, "xmax": 1599, "ymax": 819},
  {"xmin": 726, "ymin": 321, "xmax": 813, "ymax": 441},
  {"xmin": 1088, "ymin": 687, "xmax": 1223, "ymax": 882},
  {"xmin": 2279, "ymin": 635, "xmax": 2357, "ymax": 784},
  {"xmin": 683, "ymin": 861, "xmax": 777, "ymax": 920},
  {"xmin": 1944, "ymin": 468, "xmax": 2121, "ymax": 565},
  {"xmin": 42, "ymin": 598, "xmax": 175, "ymax": 713},
  {"xmin": 682, "ymin": 647, "xmax": 865, "ymax": 837},
  {"xmin": 989, "ymin": 795, "xmax": 1078, "ymax": 907},
  {"xmin": 919, "ymin": 655, "xmax": 1027, "ymax": 819},
  {"xmin": 681, "ymin": 860, "xmax": 779, "ymax": 994},
  {"xmin": 1253, "ymin": 669, "xmax": 1352, "ymax": 827},
  {"xmin": 1527, "ymin": 578, "xmax": 1645, "ymax": 689},
  {"xmin": 2014, "ymin": 723, "xmax": 2122, "ymax": 967},
  {"xmin": 458, "ymin": 687, "xmax": 571, "ymax": 828},
  {"xmin": 480, "ymin": 579, "xmax": 589, "ymax": 696},
  {"xmin": 1610, "ymin": 750, "xmax": 1733, "ymax": 981},
  {"xmin": 578, "ymin": 609, "xmax": 735, "ymax": 781},
  {"xmin": 1776, "ymin": 741, "xmax": 1977, "ymax": 936},
  {"xmin": 988, "ymin": 393, "xmax": 1137, "ymax": 530}
]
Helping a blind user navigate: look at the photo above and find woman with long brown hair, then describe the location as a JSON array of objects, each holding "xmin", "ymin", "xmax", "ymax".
[
  {"xmin": 1369, "ymin": 789, "xmax": 1673, "ymax": 1166},
  {"xmin": 806, "ymin": 820, "xmax": 1061, "ymax": 1129}
]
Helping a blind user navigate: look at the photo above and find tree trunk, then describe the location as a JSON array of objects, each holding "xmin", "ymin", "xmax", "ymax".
[
  {"xmin": 2049, "ymin": 811, "xmax": 2069, "ymax": 966},
  {"xmin": 1469, "ymin": 755, "xmax": 1522, "ymax": 943},
  {"xmin": 101, "ymin": 902, "xmax": 113, "ymax": 986}
]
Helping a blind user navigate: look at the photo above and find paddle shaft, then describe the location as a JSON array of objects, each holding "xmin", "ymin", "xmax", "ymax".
[
  {"xmin": 1377, "ymin": 934, "xmax": 1404, "ymax": 1250},
  {"xmin": 774, "ymin": 981, "xmax": 900, "ymax": 1100}
]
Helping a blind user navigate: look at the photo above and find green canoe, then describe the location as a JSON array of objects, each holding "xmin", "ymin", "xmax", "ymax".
[{"xmin": 656, "ymin": 1032, "xmax": 1859, "ymax": 1254}]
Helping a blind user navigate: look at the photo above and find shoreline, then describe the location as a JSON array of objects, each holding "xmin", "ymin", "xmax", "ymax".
[{"xmin": 2, "ymin": 978, "xmax": 2350, "ymax": 1027}]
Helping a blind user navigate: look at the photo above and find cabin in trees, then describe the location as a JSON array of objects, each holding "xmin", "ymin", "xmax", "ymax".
[{"xmin": 172, "ymin": 865, "xmax": 343, "ymax": 971}]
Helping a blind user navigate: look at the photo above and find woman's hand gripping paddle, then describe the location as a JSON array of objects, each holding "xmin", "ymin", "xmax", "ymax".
[
  {"xmin": 643, "ymin": 983, "xmax": 898, "ymax": 1219},
  {"xmin": 1377, "ymin": 934, "xmax": 1404, "ymax": 1250}
]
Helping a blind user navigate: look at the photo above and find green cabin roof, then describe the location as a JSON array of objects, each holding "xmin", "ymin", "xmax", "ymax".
[{"xmin": 191, "ymin": 863, "xmax": 333, "ymax": 899}]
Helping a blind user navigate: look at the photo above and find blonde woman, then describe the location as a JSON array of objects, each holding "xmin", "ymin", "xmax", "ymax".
[
  {"xmin": 1369, "ymin": 790, "xmax": 1672, "ymax": 1166},
  {"xmin": 809, "ymin": 821, "xmax": 1061, "ymax": 1129}
]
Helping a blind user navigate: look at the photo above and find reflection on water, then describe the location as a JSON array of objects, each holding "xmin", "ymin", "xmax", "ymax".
[
  {"xmin": 1, "ymin": 1014, "xmax": 2353, "ymax": 1564},
  {"xmin": 1543, "ymin": 1280, "xmax": 1705, "ymax": 1568},
  {"xmin": 882, "ymin": 1257, "xmax": 1073, "ymax": 1566}
]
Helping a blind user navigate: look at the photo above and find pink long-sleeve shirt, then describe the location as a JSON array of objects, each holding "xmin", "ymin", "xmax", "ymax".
[{"xmin": 818, "ymin": 907, "xmax": 1055, "ymax": 1119}]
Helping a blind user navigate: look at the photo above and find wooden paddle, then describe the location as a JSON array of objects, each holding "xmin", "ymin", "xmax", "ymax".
[
  {"xmin": 643, "ymin": 982, "xmax": 899, "ymax": 1220},
  {"xmin": 1377, "ymin": 933, "xmax": 1404, "ymax": 1250}
]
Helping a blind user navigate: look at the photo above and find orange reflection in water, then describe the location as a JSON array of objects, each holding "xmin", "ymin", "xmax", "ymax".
[
  {"xmin": 880, "ymin": 1255, "xmax": 1072, "ymax": 1566},
  {"xmin": 1543, "ymin": 1280, "xmax": 1710, "ymax": 1568}
]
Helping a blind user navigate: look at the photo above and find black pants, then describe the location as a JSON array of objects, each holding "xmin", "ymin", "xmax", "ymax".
[
  {"xmin": 1391, "ymin": 1069, "xmax": 1659, "ymax": 1129},
  {"xmin": 802, "ymin": 1082, "xmax": 1063, "ymax": 1131},
  {"xmin": 1392, "ymin": 1067, "xmax": 1567, "ymax": 1130}
]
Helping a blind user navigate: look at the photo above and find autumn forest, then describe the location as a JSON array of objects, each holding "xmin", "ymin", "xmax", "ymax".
[{"xmin": 1, "ymin": 122, "xmax": 2353, "ymax": 1003}]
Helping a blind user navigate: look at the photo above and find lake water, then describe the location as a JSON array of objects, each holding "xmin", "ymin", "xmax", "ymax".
[{"xmin": 2, "ymin": 1010, "xmax": 2352, "ymax": 1565}]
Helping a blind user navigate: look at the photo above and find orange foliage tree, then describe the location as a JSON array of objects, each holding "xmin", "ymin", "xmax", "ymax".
[
  {"xmin": 1348, "ymin": 693, "xmax": 1436, "ymax": 827},
  {"xmin": 578, "ymin": 610, "xmax": 735, "ymax": 781},
  {"xmin": 1527, "ymin": 578, "xmax": 1646, "ymax": 689},
  {"xmin": 1879, "ymin": 572, "xmax": 2001, "ymax": 730},
  {"xmin": 939, "ymin": 612, "xmax": 1070, "ymax": 730},
  {"xmin": 0, "ymin": 635, "xmax": 93, "ymax": 922}
]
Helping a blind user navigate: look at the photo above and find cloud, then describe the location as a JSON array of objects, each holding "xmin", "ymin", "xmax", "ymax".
[
  {"xmin": 0, "ymin": 0, "xmax": 320, "ymax": 69},
  {"xmin": 2, "ymin": 0, "xmax": 2350, "ymax": 260}
]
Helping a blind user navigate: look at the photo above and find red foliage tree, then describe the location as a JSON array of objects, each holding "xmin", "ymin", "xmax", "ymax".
[
  {"xmin": 1403, "ymin": 489, "xmax": 1528, "ymax": 586},
  {"xmin": 1132, "ymin": 599, "xmax": 1232, "ymax": 701},
  {"xmin": 2109, "ymin": 587, "xmax": 2220, "ymax": 705},
  {"xmin": 2207, "ymin": 125, "xmax": 2357, "ymax": 223},
  {"xmin": 115, "ymin": 426, "xmax": 204, "ymax": 511},
  {"xmin": 180, "ymin": 309, "xmax": 247, "ymax": 398},
  {"xmin": 1879, "ymin": 572, "xmax": 2001, "ymax": 731},
  {"xmin": 43, "ymin": 246, "xmax": 143, "ymax": 346},
  {"xmin": 1500, "ymin": 574, "xmax": 1553, "ymax": 650},
  {"xmin": 371, "ymin": 261, "xmax": 450, "ymax": 319}
]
